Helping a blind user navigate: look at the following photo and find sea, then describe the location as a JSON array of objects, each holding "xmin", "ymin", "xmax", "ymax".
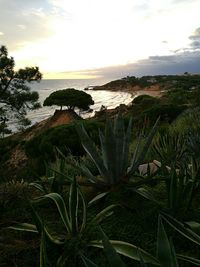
[
  {"xmin": 9, "ymin": 78, "xmax": 134, "ymax": 131},
  {"xmin": 27, "ymin": 78, "xmax": 134, "ymax": 121}
]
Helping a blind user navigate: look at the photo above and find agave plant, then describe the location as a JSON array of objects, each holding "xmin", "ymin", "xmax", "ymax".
[
  {"xmin": 158, "ymin": 212, "xmax": 200, "ymax": 266},
  {"xmin": 135, "ymin": 156, "xmax": 200, "ymax": 215},
  {"xmin": 76, "ymin": 113, "xmax": 158, "ymax": 189},
  {"xmin": 138, "ymin": 213, "xmax": 200, "ymax": 267},
  {"xmin": 152, "ymin": 131, "xmax": 188, "ymax": 168},
  {"xmin": 8, "ymin": 178, "xmax": 159, "ymax": 266}
]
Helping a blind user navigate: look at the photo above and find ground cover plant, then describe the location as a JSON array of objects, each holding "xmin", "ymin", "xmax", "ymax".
[{"xmin": 1, "ymin": 76, "xmax": 200, "ymax": 266}]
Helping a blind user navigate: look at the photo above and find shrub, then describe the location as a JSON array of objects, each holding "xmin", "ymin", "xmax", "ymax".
[
  {"xmin": 132, "ymin": 94, "xmax": 160, "ymax": 106},
  {"xmin": 25, "ymin": 120, "xmax": 104, "ymax": 160},
  {"xmin": 143, "ymin": 103, "xmax": 186, "ymax": 123}
]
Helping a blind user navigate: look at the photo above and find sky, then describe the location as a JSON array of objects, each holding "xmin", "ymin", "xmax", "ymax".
[{"xmin": 0, "ymin": 0, "xmax": 200, "ymax": 79}]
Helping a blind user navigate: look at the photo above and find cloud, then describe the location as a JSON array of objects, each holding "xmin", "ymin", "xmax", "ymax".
[
  {"xmin": 102, "ymin": 52, "xmax": 200, "ymax": 79},
  {"xmin": 188, "ymin": 28, "xmax": 200, "ymax": 49},
  {"xmin": 0, "ymin": 32, "xmax": 4, "ymax": 36},
  {"xmin": 80, "ymin": 27, "xmax": 200, "ymax": 80},
  {"xmin": 0, "ymin": 0, "xmax": 55, "ymax": 50}
]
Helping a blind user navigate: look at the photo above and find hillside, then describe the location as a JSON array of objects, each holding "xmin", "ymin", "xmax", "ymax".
[{"xmin": 92, "ymin": 74, "xmax": 200, "ymax": 93}]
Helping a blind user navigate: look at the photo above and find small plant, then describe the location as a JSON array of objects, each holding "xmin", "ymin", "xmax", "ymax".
[{"xmin": 0, "ymin": 179, "xmax": 30, "ymax": 211}]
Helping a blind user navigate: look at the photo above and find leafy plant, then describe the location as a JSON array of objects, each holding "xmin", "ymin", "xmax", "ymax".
[
  {"xmin": 152, "ymin": 131, "xmax": 187, "ymax": 168},
  {"xmin": 135, "ymin": 156, "xmax": 200, "ymax": 215},
  {"xmin": 138, "ymin": 213, "xmax": 200, "ymax": 267},
  {"xmin": 76, "ymin": 113, "xmax": 158, "ymax": 190},
  {"xmin": 159, "ymin": 212, "xmax": 200, "ymax": 266},
  {"xmin": 8, "ymin": 178, "xmax": 158, "ymax": 266}
]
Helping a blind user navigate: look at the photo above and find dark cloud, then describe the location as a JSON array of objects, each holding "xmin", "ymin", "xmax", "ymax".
[
  {"xmin": 82, "ymin": 50, "xmax": 200, "ymax": 80},
  {"xmin": 0, "ymin": 0, "xmax": 54, "ymax": 50},
  {"xmin": 65, "ymin": 26, "xmax": 200, "ymax": 80},
  {"xmin": 188, "ymin": 28, "xmax": 200, "ymax": 49}
]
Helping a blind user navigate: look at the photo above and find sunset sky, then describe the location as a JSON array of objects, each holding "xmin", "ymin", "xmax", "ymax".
[{"xmin": 0, "ymin": 0, "xmax": 200, "ymax": 79}]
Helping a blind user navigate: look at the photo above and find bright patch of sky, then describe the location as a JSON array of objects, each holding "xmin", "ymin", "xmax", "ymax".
[{"xmin": 0, "ymin": 0, "xmax": 199, "ymax": 78}]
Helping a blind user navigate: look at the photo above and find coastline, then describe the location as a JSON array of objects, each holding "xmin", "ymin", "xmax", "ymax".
[{"xmin": 92, "ymin": 83, "xmax": 163, "ymax": 99}]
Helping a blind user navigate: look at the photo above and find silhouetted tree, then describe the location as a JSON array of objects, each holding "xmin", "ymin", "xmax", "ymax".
[
  {"xmin": 0, "ymin": 45, "xmax": 42, "ymax": 135},
  {"xmin": 43, "ymin": 88, "xmax": 94, "ymax": 112}
]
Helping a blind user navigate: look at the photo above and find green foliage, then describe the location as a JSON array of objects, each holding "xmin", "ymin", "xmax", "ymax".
[
  {"xmin": 0, "ymin": 45, "xmax": 42, "ymax": 134},
  {"xmin": 8, "ymin": 178, "xmax": 158, "ymax": 266},
  {"xmin": 143, "ymin": 104, "xmax": 186, "ymax": 123},
  {"xmin": 152, "ymin": 132, "xmax": 187, "ymax": 167},
  {"xmin": 25, "ymin": 120, "xmax": 103, "ymax": 159},
  {"xmin": 136, "ymin": 128, "xmax": 200, "ymax": 215},
  {"xmin": 43, "ymin": 88, "xmax": 94, "ymax": 111},
  {"xmin": 157, "ymin": 216, "xmax": 178, "ymax": 267},
  {"xmin": 172, "ymin": 107, "xmax": 200, "ymax": 135},
  {"xmin": 132, "ymin": 95, "xmax": 160, "ymax": 106},
  {"xmin": 76, "ymin": 113, "xmax": 158, "ymax": 188},
  {"xmin": 0, "ymin": 137, "xmax": 18, "ymax": 164}
]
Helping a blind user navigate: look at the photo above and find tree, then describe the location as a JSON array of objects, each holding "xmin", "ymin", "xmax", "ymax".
[
  {"xmin": 43, "ymin": 88, "xmax": 94, "ymax": 111},
  {"xmin": 0, "ymin": 45, "xmax": 42, "ymax": 136}
]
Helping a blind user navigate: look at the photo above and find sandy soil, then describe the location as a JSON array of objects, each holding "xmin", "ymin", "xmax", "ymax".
[{"xmin": 123, "ymin": 84, "xmax": 163, "ymax": 98}]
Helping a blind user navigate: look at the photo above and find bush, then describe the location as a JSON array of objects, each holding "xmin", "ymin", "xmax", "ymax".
[
  {"xmin": 132, "ymin": 94, "xmax": 159, "ymax": 106},
  {"xmin": 0, "ymin": 137, "xmax": 18, "ymax": 164},
  {"xmin": 143, "ymin": 103, "xmax": 186, "ymax": 123},
  {"xmin": 25, "ymin": 120, "xmax": 104, "ymax": 160}
]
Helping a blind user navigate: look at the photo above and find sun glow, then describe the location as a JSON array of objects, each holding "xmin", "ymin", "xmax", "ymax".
[{"xmin": 3, "ymin": 0, "xmax": 199, "ymax": 78}]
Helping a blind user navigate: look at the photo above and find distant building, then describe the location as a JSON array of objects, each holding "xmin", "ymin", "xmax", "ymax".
[{"xmin": 147, "ymin": 78, "xmax": 157, "ymax": 83}]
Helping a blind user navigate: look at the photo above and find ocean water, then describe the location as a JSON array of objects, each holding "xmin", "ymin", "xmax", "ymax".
[{"xmin": 26, "ymin": 78, "xmax": 133, "ymax": 125}]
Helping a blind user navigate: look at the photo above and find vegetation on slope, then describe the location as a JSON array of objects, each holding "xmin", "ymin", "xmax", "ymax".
[{"xmin": 1, "ymin": 74, "xmax": 200, "ymax": 266}]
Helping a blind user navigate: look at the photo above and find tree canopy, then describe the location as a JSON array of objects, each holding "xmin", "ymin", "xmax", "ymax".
[
  {"xmin": 43, "ymin": 88, "xmax": 94, "ymax": 111},
  {"xmin": 0, "ymin": 45, "xmax": 42, "ymax": 135}
]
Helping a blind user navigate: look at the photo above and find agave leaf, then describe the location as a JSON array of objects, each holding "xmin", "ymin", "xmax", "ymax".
[
  {"xmin": 29, "ymin": 182, "xmax": 46, "ymax": 193},
  {"xmin": 41, "ymin": 193, "xmax": 71, "ymax": 233},
  {"xmin": 157, "ymin": 215, "xmax": 178, "ymax": 267},
  {"xmin": 161, "ymin": 212, "xmax": 200, "ymax": 246},
  {"xmin": 47, "ymin": 166, "xmax": 73, "ymax": 182},
  {"xmin": 76, "ymin": 124, "xmax": 109, "ymax": 180},
  {"xmin": 128, "ymin": 134, "xmax": 142, "ymax": 176},
  {"xmin": 122, "ymin": 118, "xmax": 132, "ymax": 173},
  {"xmin": 169, "ymin": 238, "xmax": 179, "ymax": 267},
  {"xmin": 78, "ymin": 187, "xmax": 87, "ymax": 233},
  {"xmin": 91, "ymin": 204, "xmax": 116, "ymax": 225},
  {"xmin": 40, "ymin": 231, "xmax": 50, "ymax": 267},
  {"xmin": 89, "ymin": 240, "xmax": 159, "ymax": 265},
  {"xmin": 8, "ymin": 223, "xmax": 38, "ymax": 233},
  {"xmin": 128, "ymin": 118, "xmax": 159, "ymax": 176},
  {"xmin": 69, "ymin": 178, "xmax": 79, "ymax": 236},
  {"xmin": 138, "ymin": 248, "xmax": 150, "ymax": 267},
  {"xmin": 169, "ymin": 170, "xmax": 177, "ymax": 211},
  {"xmin": 100, "ymin": 119, "xmax": 117, "ymax": 184},
  {"xmin": 80, "ymin": 164, "xmax": 97, "ymax": 183},
  {"xmin": 99, "ymin": 130, "xmax": 114, "ymax": 184},
  {"xmin": 177, "ymin": 254, "xmax": 200, "ymax": 266},
  {"xmin": 29, "ymin": 201, "xmax": 44, "ymax": 235},
  {"xmin": 184, "ymin": 221, "xmax": 200, "ymax": 235},
  {"xmin": 30, "ymin": 201, "xmax": 64, "ymax": 245},
  {"xmin": 100, "ymin": 227, "xmax": 126, "ymax": 267},
  {"xmin": 80, "ymin": 254, "xmax": 99, "ymax": 267},
  {"xmin": 88, "ymin": 192, "xmax": 109, "ymax": 206},
  {"xmin": 114, "ymin": 114, "xmax": 125, "ymax": 179},
  {"xmin": 133, "ymin": 188, "xmax": 161, "ymax": 206}
]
